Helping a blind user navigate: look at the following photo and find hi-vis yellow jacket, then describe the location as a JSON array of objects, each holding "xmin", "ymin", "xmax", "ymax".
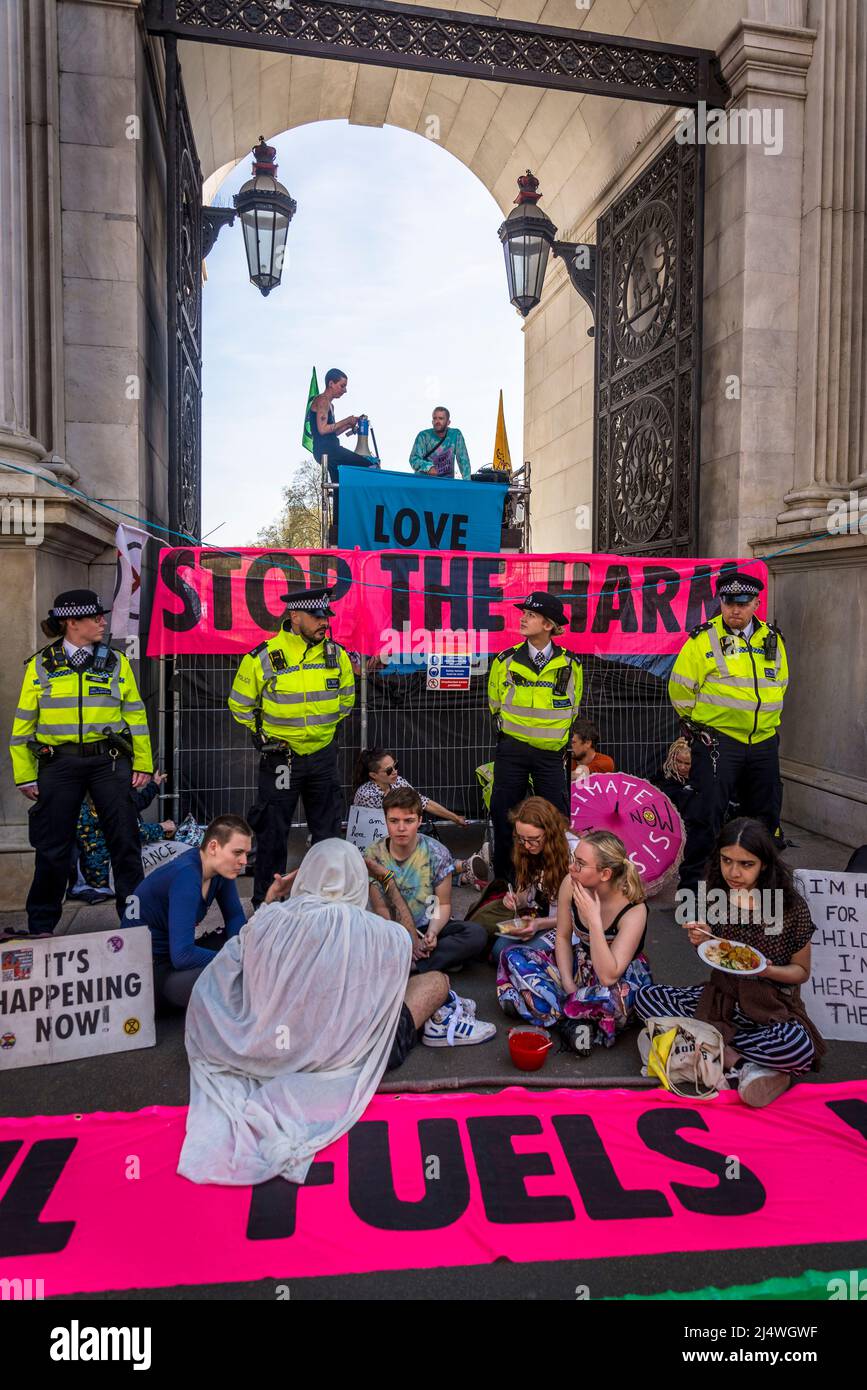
[
  {"xmin": 668, "ymin": 615, "xmax": 788, "ymax": 745},
  {"xmin": 228, "ymin": 628, "xmax": 355, "ymax": 755},
  {"xmin": 10, "ymin": 642, "xmax": 153, "ymax": 784},
  {"xmin": 488, "ymin": 642, "xmax": 583, "ymax": 751}
]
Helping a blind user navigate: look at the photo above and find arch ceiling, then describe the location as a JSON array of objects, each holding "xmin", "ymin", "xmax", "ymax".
[{"xmin": 180, "ymin": 0, "xmax": 750, "ymax": 239}]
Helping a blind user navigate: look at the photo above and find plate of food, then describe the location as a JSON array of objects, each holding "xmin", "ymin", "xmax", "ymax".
[
  {"xmin": 495, "ymin": 917, "xmax": 537, "ymax": 941},
  {"xmin": 698, "ymin": 937, "xmax": 767, "ymax": 976}
]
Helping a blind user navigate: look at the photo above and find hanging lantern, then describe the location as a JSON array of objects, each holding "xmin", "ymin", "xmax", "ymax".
[{"xmin": 233, "ymin": 137, "xmax": 297, "ymax": 296}]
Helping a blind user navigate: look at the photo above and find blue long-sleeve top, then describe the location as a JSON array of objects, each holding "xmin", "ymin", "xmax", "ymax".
[{"xmin": 126, "ymin": 851, "xmax": 247, "ymax": 970}]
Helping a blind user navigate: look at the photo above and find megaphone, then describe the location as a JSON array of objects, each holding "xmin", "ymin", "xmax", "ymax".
[{"xmin": 354, "ymin": 414, "xmax": 374, "ymax": 459}]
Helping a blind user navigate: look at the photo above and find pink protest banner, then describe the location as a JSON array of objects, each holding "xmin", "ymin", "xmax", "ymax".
[
  {"xmin": 1, "ymin": 1083, "xmax": 865, "ymax": 1295},
  {"xmin": 146, "ymin": 548, "xmax": 768, "ymax": 657}
]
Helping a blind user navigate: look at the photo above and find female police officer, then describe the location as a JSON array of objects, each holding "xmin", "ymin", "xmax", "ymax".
[{"xmin": 10, "ymin": 589, "xmax": 154, "ymax": 933}]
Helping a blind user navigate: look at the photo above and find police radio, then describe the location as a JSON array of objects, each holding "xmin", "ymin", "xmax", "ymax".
[
  {"xmin": 90, "ymin": 638, "xmax": 116, "ymax": 674},
  {"xmin": 763, "ymin": 627, "xmax": 778, "ymax": 663}
]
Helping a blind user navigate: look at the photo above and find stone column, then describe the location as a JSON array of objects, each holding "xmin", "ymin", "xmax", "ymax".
[
  {"xmin": 0, "ymin": 0, "xmax": 47, "ymax": 466},
  {"xmin": 780, "ymin": 0, "xmax": 867, "ymax": 524}
]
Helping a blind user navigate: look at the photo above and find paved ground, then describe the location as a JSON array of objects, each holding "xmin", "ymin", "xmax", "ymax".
[{"xmin": 2, "ymin": 820, "xmax": 866, "ymax": 1299}]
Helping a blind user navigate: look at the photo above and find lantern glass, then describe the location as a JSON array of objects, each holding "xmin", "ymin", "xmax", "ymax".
[{"xmin": 504, "ymin": 231, "xmax": 551, "ymax": 316}]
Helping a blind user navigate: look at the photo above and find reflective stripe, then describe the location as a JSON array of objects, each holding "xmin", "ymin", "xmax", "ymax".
[
  {"xmin": 338, "ymin": 684, "xmax": 355, "ymax": 698},
  {"xmin": 77, "ymin": 696, "xmax": 121, "ymax": 709},
  {"xmin": 712, "ymin": 674, "xmax": 761, "ymax": 688},
  {"xmin": 669, "ymin": 674, "xmax": 698, "ymax": 692},
  {"xmin": 9, "ymin": 734, "xmax": 31, "ymax": 745},
  {"xmin": 258, "ymin": 650, "xmax": 275, "ymax": 679},
  {"xmin": 698, "ymin": 692, "xmax": 758, "ymax": 712},
  {"xmin": 263, "ymin": 710, "xmax": 340, "ymax": 728},
  {"xmin": 123, "ymin": 699, "xmax": 146, "ymax": 712},
  {"xmin": 503, "ymin": 688, "xmax": 569, "ymax": 722},
  {"xmin": 35, "ymin": 695, "xmax": 81, "ymax": 709},
  {"xmin": 14, "ymin": 706, "xmax": 36, "ymax": 720},
  {"xmin": 228, "ymin": 690, "xmax": 256, "ymax": 708},
  {"xmin": 705, "ymin": 626, "xmax": 729, "ymax": 678},
  {"xmin": 267, "ymin": 689, "xmax": 337, "ymax": 705},
  {"xmin": 28, "ymin": 722, "xmax": 77, "ymax": 735},
  {"xmin": 500, "ymin": 718, "xmax": 565, "ymax": 742}
]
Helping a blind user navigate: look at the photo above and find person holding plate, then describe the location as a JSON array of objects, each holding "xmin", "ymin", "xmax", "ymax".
[{"xmin": 634, "ymin": 817, "xmax": 825, "ymax": 1108}]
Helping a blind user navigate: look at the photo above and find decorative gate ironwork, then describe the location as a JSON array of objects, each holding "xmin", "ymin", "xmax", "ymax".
[
  {"xmin": 593, "ymin": 138, "xmax": 704, "ymax": 557},
  {"xmin": 166, "ymin": 37, "xmax": 203, "ymax": 541}
]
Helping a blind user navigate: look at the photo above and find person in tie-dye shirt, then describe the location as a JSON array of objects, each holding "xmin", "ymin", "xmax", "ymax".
[{"xmin": 409, "ymin": 407, "xmax": 471, "ymax": 480}]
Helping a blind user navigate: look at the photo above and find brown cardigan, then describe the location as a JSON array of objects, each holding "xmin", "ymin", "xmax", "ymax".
[{"xmin": 696, "ymin": 971, "xmax": 826, "ymax": 1070}]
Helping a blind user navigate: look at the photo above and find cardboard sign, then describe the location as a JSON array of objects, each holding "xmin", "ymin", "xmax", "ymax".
[
  {"xmin": 146, "ymin": 548, "xmax": 768, "ymax": 658},
  {"xmin": 793, "ymin": 870, "xmax": 867, "ymax": 1042},
  {"xmin": 346, "ymin": 806, "xmax": 387, "ymax": 851},
  {"xmin": 0, "ymin": 928, "xmax": 155, "ymax": 1070},
  {"xmin": 140, "ymin": 839, "xmax": 195, "ymax": 876},
  {"xmin": 427, "ymin": 654, "xmax": 471, "ymax": 690}
]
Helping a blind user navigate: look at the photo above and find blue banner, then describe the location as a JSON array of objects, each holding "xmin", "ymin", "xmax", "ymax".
[{"xmin": 337, "ymin": 467, "xmax": 506, "ymax": 552}]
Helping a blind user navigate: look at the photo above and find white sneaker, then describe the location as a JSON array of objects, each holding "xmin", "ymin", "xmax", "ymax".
[
  {"xmin": 422, "ymin": 991, "xmax": 496, "ymax": 1047},
  {"xmin": 738, "ymin": 1062, "xmax": 792, "ymax": 1108}
]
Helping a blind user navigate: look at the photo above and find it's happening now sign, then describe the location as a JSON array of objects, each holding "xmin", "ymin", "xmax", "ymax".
[
  {"xmin": 794, "ymin": 870, "xmax": 867, "ymax": 1042},
  {"xmin": 0, "ymin": 928, "xmax": 155, "ymax": 1070}
]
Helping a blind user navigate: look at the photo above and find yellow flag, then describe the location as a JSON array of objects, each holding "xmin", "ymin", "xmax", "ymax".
[{"xmin": 492, "ymin": 389, "xmax": 512, "ymax": 473}]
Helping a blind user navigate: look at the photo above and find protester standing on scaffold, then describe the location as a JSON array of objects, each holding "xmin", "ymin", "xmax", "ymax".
[
  {"xmin": 10, "ymin": 589, "xmax": 154, "ymax": 934},
  {"xmin": 487, "ymin": 591, "xmax": 583, "ymax": 880},
  {"xmin": 228, "ymin": 587, "xmax": 356, "ymax": 908}
]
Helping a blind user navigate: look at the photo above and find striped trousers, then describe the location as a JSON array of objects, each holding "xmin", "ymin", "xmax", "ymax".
[{"xmin": 634, "ymin": 984, "xmax": 814, "ymax": 1074}]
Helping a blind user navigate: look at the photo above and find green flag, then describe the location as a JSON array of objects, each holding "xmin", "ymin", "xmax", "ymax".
[{"xmin": 301, "ymin": 366, "xmax": 319, "ymax": 452}]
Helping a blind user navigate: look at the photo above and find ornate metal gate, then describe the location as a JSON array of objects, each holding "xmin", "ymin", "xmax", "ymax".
[
  {"xmin": 166, "ymin": 37, "xmax": 203, "ymax": 541},
  {"xmin": 594, "ymin": 138, "xmax": 704, "ymax": 556}
]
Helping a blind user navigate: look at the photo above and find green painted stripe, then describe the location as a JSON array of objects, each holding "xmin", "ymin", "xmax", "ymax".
[{"xmin": 608, "ymin": 1267, "xmax": 867, "ymax": 1302}]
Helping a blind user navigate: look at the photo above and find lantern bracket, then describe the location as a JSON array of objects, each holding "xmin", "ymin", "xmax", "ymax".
[
  {"xmin": 201, "ymin": 205, "xmax": 236, "ymax": 258},
  {"xmin": 553, "ymin": 241, "xmax": 597, "ymax": 335}
]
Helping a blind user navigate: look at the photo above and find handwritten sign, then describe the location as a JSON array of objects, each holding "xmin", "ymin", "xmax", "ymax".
[
  {"xmin": 0, "ymin": 928, "xmax": 155, "ymax": 1069},
  {"xmin": 794, "ymin": 870, "xmax": 867, "ymax": 1042},
  {"xmin": 346, "ymin": 806, "xmax": 387, "ymax": 851}
]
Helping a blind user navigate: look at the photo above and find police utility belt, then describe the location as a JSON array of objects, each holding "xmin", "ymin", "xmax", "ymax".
[{"xmin": 27, "ymin": 729, "xmax": 134, "ymax": 763}]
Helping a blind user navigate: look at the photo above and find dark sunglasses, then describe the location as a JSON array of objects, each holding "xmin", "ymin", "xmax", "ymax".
[{"xmin": 380, "ymin": 763, "xmax": 399, "ymax": 776}]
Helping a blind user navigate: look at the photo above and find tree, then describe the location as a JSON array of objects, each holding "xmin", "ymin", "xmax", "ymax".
[{"xmin": 256, "ymin": 454, "xmax": 322, "ymax": 548}]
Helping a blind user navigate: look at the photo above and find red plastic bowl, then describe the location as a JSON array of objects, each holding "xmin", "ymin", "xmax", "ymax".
[{"xmin": 508, "ymin": 1028, "xmax": 553, "ymax": 1072}]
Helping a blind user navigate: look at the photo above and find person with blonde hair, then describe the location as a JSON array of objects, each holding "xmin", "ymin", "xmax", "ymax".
[
  {"xmin": 654, "ymin": 736, "xmax": 695, "ymax": 815},
  {"xmin": 496, "ymin": 829, "xmax": 652, "ymax": 1048}
]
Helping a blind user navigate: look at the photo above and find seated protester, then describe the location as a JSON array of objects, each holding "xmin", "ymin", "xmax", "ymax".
[
  {"xmin": 497, "ymin": 830, "xmax": 651, "ymax": 1050},
  {"xmin": 71, "ymin": 770, "xmax": 176, "ymax": 900},
  {"xmin": 653, "ymin": 736, "xmax": 696, "ymax": 814},
  {"xmin": 409, "ymin": 406, "xmax": 471, "ymax": 480},
  {"xmin": 569, "ymin": 718, "xmax": 615, "ymax": 782},
  {"xmin": 352, "ymin": 747, "xmax": 467, "ymax": 828},
  {"xmin": 177, "ymin": 841, "xmax": 451, "ymax": 1187},
  {"xmin": 125, "ymin": 813, "xmax": 294, "ymax": 1013},
  {"xmin": 366, "ymin": 788, "xmax": 493, "ymax": 1017},
  {"xmin": 634, "ymin": 817, "xmax": 825, "ymax": 1108},
  {"xmin": 467, "ymin": 796, "xmax": 578, "ymax": 961}
]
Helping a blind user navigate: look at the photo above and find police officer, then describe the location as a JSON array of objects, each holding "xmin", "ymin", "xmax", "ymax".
[
  {"xmin": 669, "ymin": 571, "xmax": 788, "ymax": 893},
  {"xmin": 10, "ymin": 590, "xmax": 154, "ymax": 934},
  {"xmin": 228, "ymin": 586, "xmax": 356, "ymax": 907},
  {"xmin": 488, "ymin": 591, "xmax": 583, "ymax": 879}
]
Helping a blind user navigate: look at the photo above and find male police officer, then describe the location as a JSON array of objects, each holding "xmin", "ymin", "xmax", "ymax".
[
  {"xmin": 669, "ymin": 571, "xmax": 788, "ymax": 893},
  {"xmin": 228, "ymin": 586, "xmax": 355, "ymax": 907},
  {"xmin": 10, "ymin": 589, "xmax": 154, "ymax": 933},
  {"xmin": 488, "ymin": 591, "xmax": 583, "ymax": 878}
]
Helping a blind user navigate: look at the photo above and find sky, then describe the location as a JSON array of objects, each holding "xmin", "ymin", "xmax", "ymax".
[{"xmin": 201, "ymin": 121, "xmax": 526, "ymax": 545}]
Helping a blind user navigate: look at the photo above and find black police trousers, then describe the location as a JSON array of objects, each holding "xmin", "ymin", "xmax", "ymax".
[
  {"xmin": 26, "ymin": 751, "xmax": 143, "ymax": 933},
  {"xmin": 490, "ymin": 733, "xmax": 570, "ymax": 880},
  {"xmin": 678, "ymin": 729, "xmax": 782, "ymax": 893},
  {"xmin": 249, "ymin": 743, "xmax": 343, "ymax": 906}
]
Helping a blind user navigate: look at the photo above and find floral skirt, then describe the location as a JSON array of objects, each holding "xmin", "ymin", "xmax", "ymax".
[{"xmin": 496, "ymin": 929, "xmax": 653, "ymax": 1047}]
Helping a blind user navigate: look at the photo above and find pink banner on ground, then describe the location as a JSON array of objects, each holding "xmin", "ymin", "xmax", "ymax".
[
  {"xmin": 1, "ymin": 1083, "xmax": 865, "ymax": 1296},
  {"xmin": 146, "ymin": 549, "xmax": 768, "ymax": 657}
]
